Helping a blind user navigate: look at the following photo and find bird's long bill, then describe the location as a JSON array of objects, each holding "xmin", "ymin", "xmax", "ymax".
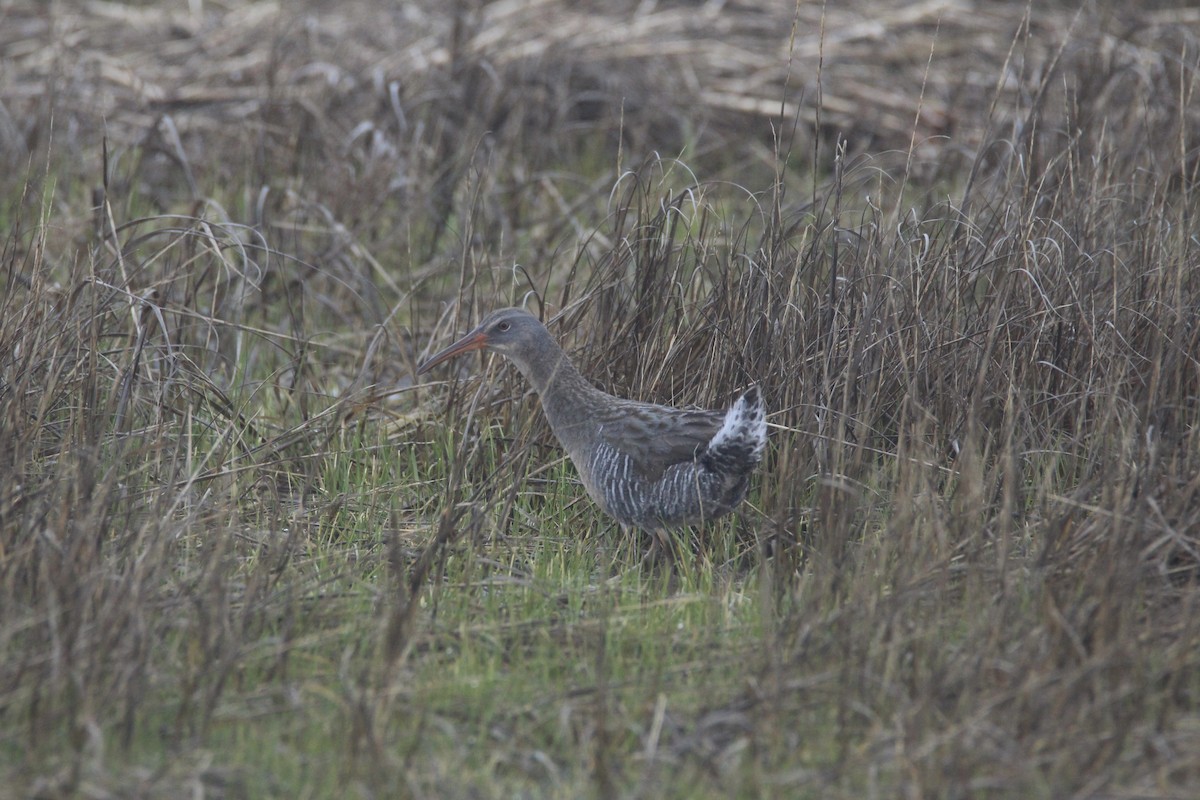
[{"xmin": 416, "ymin": 329, "xmax": 488, "ymax": 375}]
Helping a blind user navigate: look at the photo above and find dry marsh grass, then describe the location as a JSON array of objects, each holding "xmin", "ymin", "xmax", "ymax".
[{"xmin": 3, "ymin": 1, "xmax": 1200, "ymax": 797}]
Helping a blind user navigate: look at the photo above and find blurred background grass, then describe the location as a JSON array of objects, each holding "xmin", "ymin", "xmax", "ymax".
[{"xmin": 2, "ymin": 1, "xmax": 1200, "ymax": 797}]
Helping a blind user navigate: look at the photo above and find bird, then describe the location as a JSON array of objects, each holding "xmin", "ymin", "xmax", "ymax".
[{"xmin": 416, "ymin": 307, "xmax": 767, "ymax": 541}]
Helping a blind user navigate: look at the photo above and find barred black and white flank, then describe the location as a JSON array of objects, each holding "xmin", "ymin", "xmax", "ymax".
[{"xmin": 418, "ymin": 308, "xmax": 767, "ymax": 535}]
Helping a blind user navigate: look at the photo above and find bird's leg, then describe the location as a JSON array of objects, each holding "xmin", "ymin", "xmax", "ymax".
[
  {"xmin": 610, "ymin": 525, "xmax": 665, "ymax": 584},
  {"xmin": 641, "ymin": 528, "xmax": 663, "ymax": 568},
  {"xmin": 640, "ymin": 529, "xmax": 684, "ymax": 580}
]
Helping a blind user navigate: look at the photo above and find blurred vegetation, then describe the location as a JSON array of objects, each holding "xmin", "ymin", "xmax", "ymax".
[{"xmin": 2, "ymin": 1, "xmax": 1200, "ymax": 797}]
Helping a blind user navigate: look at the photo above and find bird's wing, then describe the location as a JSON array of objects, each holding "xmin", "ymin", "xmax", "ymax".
[{"xmin": 594, "ymin": 403, "xmax": 724, "ymax": 482}]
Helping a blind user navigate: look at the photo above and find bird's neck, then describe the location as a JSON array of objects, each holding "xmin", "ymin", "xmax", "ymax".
[{"xmin": 517, "ymin": 345, "xmax": 605, "ymax": 453}]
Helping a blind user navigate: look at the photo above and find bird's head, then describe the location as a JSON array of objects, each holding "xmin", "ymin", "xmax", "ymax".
[{"xmin": 417, "ymin": 307, "xmax": 551, "ymax": 376}]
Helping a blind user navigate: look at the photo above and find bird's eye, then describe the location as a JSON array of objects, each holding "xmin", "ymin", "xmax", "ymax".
[{"xmin": 497, "ymin": 321, "xmax": 511, "ymax": 332}]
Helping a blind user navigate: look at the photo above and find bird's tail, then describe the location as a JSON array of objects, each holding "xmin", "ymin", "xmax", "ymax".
[{"xmin": 703, "ymin": 385, "xmax": 767, "ymax": 472}]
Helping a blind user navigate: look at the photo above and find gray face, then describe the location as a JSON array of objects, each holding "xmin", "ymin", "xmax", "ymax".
[
  {"xmin": 416, "ymin": 307, "xmax": 547, "ymax": 374},
  {"xmin": 473, "ymin": 308, "xmax": 542, "ymax": 356}
]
